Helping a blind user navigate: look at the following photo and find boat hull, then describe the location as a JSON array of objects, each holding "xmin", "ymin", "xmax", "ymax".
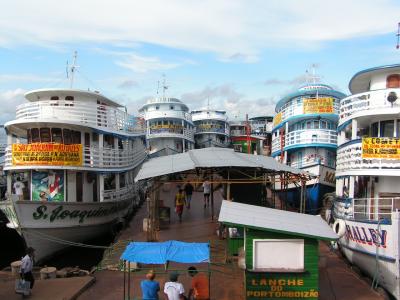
[
  {"xmin": 335, "ymin": 215, "xmax": 400, "ymax": 299},
  {"xmin": 0, "ymin": 197, "xmax": 136, "ymax": 263}
]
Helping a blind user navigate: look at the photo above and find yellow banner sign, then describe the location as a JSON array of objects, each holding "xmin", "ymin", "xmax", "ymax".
[
  {"xmin": 303, "ymin": 97, "xmax": 334, "ymax": 114},
  {"xmin": 12, "ymin": 144, "xmax": 83, "ymax": 166},
  {"xmin": 362, "ymin": 138, "xmax": 400, "ymax": 159},
  {"xmin": 273, "ymin": 112, "xmax": 282, "ymax": 127}
]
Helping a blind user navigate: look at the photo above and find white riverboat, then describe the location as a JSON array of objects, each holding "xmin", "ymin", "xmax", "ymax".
[
  {"xmin": 191, "ymin": 109, "xmax": 230, "ymax": 148},
  {"xmin": 333, "ymin": 64, "xmax": 400, "ymax": 298},
  {"xmin": 139, "ymin": 94, "xmax": 195, "ymax": 157},
  {"xmin": 271, "ymin": 82, "xmax": 346, "ymax": 213},
  {"xmin": 0, "ymin": 87, "xmax": 147, "ymax": 263}
]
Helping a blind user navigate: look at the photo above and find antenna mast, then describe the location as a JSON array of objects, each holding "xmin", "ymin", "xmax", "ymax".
[
  {"xmin": 68, "ymin": 51, "xmax": 78, "ymax": 89},
  {"xmin": 396, "ymin": 22, "xmax": 400, "ymax": 49},
  {"xmin": 162, "ymin": 74, "xmax": 168, "ymax": 98}
]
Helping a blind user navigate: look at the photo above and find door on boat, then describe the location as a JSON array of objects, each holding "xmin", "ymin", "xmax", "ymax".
[
  {"xmin": 297, "ymin": 152, "xmax": 303, "ymax": 168},
  {"xmin": 76, "ymin": 172, "xmax": 83, "ymax": 202}
]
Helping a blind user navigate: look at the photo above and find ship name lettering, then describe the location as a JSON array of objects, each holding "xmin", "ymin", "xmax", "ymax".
[{"xmin": 345, "ymin": 225, "xmax": 387, "ymax": 248}]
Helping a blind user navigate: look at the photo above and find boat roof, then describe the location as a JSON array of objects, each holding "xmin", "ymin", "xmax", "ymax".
[
  {"xmin": 139, "ymin": 97, "xmax": 189, "ymax": 111},
  {"xmin": 135, "ymin": 147, "xmax": 309, "ymax": 181},
  {"xmin": 218, "ymin": 200, "xmax": 338, "ymax": 241},
  {"xmin": 249, "ymin": 116, "xmax": 274, "ymax": 121},
  {"xmin": 25, "ymin": 88, "xmax": 123, "ymax": 107},
  {"xmin": 275, "ymin": 84, "xmax": 346, "ymax": 112},
  {"xmin": 349, "ymin": 64, "xmax": 400, "ymax": 94}
]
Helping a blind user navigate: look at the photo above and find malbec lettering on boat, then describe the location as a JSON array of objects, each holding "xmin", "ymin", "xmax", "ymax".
[
  {"xmin": 32, "ymin": 202, "xmax": 130, "ymax": 224},
  {"xmin": 345, "ymin": 224, "xmax": 387, "ymax": 248}
]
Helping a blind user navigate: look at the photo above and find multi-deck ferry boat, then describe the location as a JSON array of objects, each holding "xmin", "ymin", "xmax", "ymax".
[
  {"xmin": 271, "ymin": 83, "xmax": 346, "ymax": 213},
  {"xmin": 0, "ymin": 88, "xmax": 147, "ymax": 262},
  {"xmin": 191, "ymin": 109, "xmax": 230, "ymax": 148},
  {"xmin": 229, "ymin": 119, "xmax": 265, "ymax": 154},
  {"xmin": 249, "ymin": 116, "xmax": 274, "ymax": 156},
  {"xmin": 333, "ymin": 64, "xmax": 400, "ymax": 298},
  {"xmin": 139, "ymin": 95, "xmax": 195, "ymax": 157}
]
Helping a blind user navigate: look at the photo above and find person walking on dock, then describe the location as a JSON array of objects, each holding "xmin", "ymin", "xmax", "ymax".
[
  {"xmin": 164, "ymin": 272, "xmax": 186, "ymax": 300},
  {"xmin": 175, "ymin": 189, "xmax": 186, "ymax": 223},
  {"xmin": 202, "ymin": 180, "xmax": 211, "ymax": 208},
  {"xmin": 187, "ymin": 266, "xmax": 209, "ymax": 300},
  {"xmin": 14, "ymin": 177, "xmax": 25, "ymax": 201},
  {"xmin": 141, "ymin": 270, "xmax": 160, "ymax": 300},
  {"xmin": 184, "ymin": 182, "xmax": 194, "ymax": 209},
  {"xmin": 20, "ymin": 247, "xmax": 35, "ymax": 292}
]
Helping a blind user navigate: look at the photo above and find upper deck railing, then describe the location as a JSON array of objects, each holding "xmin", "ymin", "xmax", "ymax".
[
  {"xmin": 334, "ymin": 197, "xmax": 400, "ymax": 222},
  {"xmin": 336, "ymin": 140, "xmax": 400, "ymax": 172},
  {"xmin": 144, "ymin": 110, "xmax": 192, "ymax": 123},
  {"xmin": 275, "ymin": 101, "xmax": 339, "ymax": 128},
  {"xmin": 4, "ymin": 144, "xmax": 147, "ymax": 170},
  {"xmin": 15, "ymin": 100, "xmax": 145, "ymax": 134},
  {"xmin": 339, "ymin": 88, "xmax": 400, "ymax": 124},
  {"xmin": 146, "ymin": 127, "xmax": 194, "ymax": 141},
  {"xmin": 271, "ymin": 129, "xmax": 337, "ymax": 153}
]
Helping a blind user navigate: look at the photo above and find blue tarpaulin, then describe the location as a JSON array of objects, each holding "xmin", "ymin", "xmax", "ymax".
[{"xmin": 120, "ymin": 240, "xmax": 210, "ymax": 264}]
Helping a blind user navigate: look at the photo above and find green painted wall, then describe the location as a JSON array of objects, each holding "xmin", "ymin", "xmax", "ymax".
[{"xmin": 245, "ymin": 229, "xmax": 319, "ymax": 299}]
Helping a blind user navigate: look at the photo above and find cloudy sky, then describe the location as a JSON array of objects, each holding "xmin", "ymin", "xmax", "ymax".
[{"xmin": 0, "ymin": 0, "xmax": 400, "ymax": 123}]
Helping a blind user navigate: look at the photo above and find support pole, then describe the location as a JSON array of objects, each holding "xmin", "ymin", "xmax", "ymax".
[
  {"xmin": 128, "ymin": 262, "xmax": 131, "ymax": 300},
  {"xmin": 227, "ymin": 169, "xmax": 231, "ymax": 201},
  {"xmin": 211, "ymin": 172, "xmax": 214, "ymax": 220},
  {"xmin": 123, "ymin": 260, "xmax": 126, "ymax": 300}
]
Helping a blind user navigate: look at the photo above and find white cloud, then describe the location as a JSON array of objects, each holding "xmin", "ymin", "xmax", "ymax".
[
  {"xmin": 0, "ymin": 1, "xmax": 399, "ymax": 60},
  {"xmin": 115, "ymin": 53, "xmax": 180, "ymax": 73},
  {"xmin": 181, "ymin": 84, "xmax": 277, "ymax": 119},
  {"xmin": 0, "ymin": 89, "xmax": 26, "ymax": 124},
  {"xmin": 0, "ymin": 74, "xmax": 61, "ymax": 83}
]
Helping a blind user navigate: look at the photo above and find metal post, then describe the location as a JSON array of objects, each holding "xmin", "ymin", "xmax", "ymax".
[
  {"xmin": 123, "ymin": 260, "xmax": 126, "ymax": 300},
  {"xmin": 227, "ymin": 169, "xmax": 231, "ymax": 201},
  {"xmin": 211, "ymin": 172, "xmax": 214, "ymax": 220},
  {"xmin": 128, "ymin": 262, "xmax": 131, "ymax": 300}
]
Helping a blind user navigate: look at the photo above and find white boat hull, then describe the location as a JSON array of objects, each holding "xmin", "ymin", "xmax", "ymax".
[
  {"xmin": 0, "ymin": 197, "xmax": 137, "ymax": 263},
  {"xmin": 335, "ymin": 214, "xmax": 400, "ymax": 299}
]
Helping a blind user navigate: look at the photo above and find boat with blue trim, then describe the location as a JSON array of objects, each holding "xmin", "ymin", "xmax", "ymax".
[
  {"xmin": 0, "ymin": 84, "xmax": 147, "ymax": 263},
  {"xmin": 332, "ymin": 64, "xmax": 400, "ymax": 299},
  {"xmin": 271, "ymin": 81, "xmax": 346, "ymax": 213}
]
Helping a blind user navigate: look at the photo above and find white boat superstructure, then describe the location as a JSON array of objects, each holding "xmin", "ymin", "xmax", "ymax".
[
  {"xmin": 0, "ymin": 88, "xmax": 147, "ymax": 262},
  {"xmin": 191, "ymin": 109, "xmax": 229, "ymax": 148},
  {"xmin": 333, "ymin": 64, "xmax": 400, "ymax": 299},
  {"xmin": 139, "ymin": 97, "xmax": 195, "ymax": 156}
]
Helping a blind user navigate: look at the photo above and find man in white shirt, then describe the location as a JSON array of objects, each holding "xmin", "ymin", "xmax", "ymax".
[
  {"xmin": 13, "ymin": 177, "xmax": 25, "ymax": 201},
  {"xmin": 164, "ymin": 272, "xmax": 186, "ymax": 300},
  {"xmin": 20, "ymin": 247, "xmax": 35, "ymax": 290},
  {"xmin": 202, "ymin": 180, "xmax": 211, "ymax": 208}
]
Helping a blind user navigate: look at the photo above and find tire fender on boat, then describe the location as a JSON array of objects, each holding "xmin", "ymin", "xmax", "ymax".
[{"xmin": 333, "ymin": 219, "xmax": 346, "ymax": 237}]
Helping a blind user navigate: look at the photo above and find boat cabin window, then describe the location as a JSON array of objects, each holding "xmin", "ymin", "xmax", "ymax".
[
  {"xmin": 50, "ymin": 96, "xmax": 59, "ymax": 100},
  {"xmin": 170, "ymin": 105, "xmax": 174, "ymax": 110},
  {"xmin": 51, "ymin": 128, "xmax": 63, "ymax": 143},
  {"xmin": 65, "ymin": 96, "xmax": 74, "ymax": 106},
  {"xmin": 386, "ymin": 74, "xmax": 400, "ymax": 88},
  {"xmin": 380, "ymin": 120, "xmax": 394, "ymax": 137},
  {"xmin": 30, "ymin": 128, "xmax": 40, "ymax": 143},
  {"xmin": 63, "ymin": 129, "xmax": 72, "ymax": 144},
  {"xmin": 72, "ymin": 131, "xmax": 81, "ymax": 144},
  {"xmin": 371, "ymin": 122, "xmax": 379, "ymax": 137},
  {"xmin": 40, "ymin": 128, "xmax": 51, "ymax": 142},
  {"xmin": 65, "ymin": 96, "xmax": 74, "ymax": 100}
]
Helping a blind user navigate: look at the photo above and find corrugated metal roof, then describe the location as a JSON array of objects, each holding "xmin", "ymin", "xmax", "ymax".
[
  {"xmin": 135, "ymin": 147, "xmax": 309, "ymax": 181},
  {"xmin": 218, "ymin": 200, "xmax": 338, "ymax": 240}
]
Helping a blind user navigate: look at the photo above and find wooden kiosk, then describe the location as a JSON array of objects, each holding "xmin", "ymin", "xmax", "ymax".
[{"xmin": 219, "ymin": 200, "xmax": 338, "ymax": 300}]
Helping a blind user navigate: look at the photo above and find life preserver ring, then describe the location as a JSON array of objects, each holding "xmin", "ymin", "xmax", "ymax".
[{"xmin": 333, "ymin": 219, "xmax": 346, "ymax": 237}]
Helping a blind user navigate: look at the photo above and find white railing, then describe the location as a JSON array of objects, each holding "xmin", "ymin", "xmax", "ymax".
[
  {"xmin": 271, "ymin": 130, "xmax": 336, "ymax": 154},
  {"xmin": 103, "ymin": 186, "xmax": 138, "ymax": 202},
  {"xmin": 4, "ymin": 144, "xmax": 147, "ymax": 170},
  {"xmin": 15, "ymin": 100, "xmax": 145, "ymax": 134},
  {"xmin": 144, "ymin": 110, "xmax": 193, "ymax": 123},
  {"xmin": 290, "ymin": 156, "xmax": 335, "ymax": 169},
  {"xmin": 195, "ymin": 127, "xmax": 229, "ymax": 135},
  {"xmin": 276, "ymin": 101, "xmax": 339, "ymax": 127},
  {"xmin": 339, "ymin": 88, "xmax": 400, "ymax": 124},
  {"xmin": 334, "ymin": 197, "xmax": 400, "ymax": 222},
  {"xmin": 147, "ymin": 128, "xmax": 194, "ymax": 141},
  {"xmin": 285, "ymin": 129, "xmax": 337, "ymax": 147},
  {"xmin": 336, "ymin": 140, "xmax": 400, "ymax": 172}
]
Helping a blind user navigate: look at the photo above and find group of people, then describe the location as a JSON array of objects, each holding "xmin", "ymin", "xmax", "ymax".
[
  {"xmin": 174, "ymin": 180, "xmax": 212, "ymax": 222},
  {"xmin": 141, "ymin": 266, "xmax": 209, "ymax": 300}
]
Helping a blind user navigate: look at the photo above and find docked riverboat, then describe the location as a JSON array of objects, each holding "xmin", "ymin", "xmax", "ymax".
[
  {"xmin": 0, "ymin": 88, "xmax": 147, "ymax": 262},
  {"xmin": 272, "ymin": 83, "xmax": 346, "ymax": 213},
  {"xmin": 333, "ymin": 64, "xmax": 400, "ymax": 299},
  {"xmin": 191, "ymin": 109, "xmax": 230, "ymax": 148}
]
